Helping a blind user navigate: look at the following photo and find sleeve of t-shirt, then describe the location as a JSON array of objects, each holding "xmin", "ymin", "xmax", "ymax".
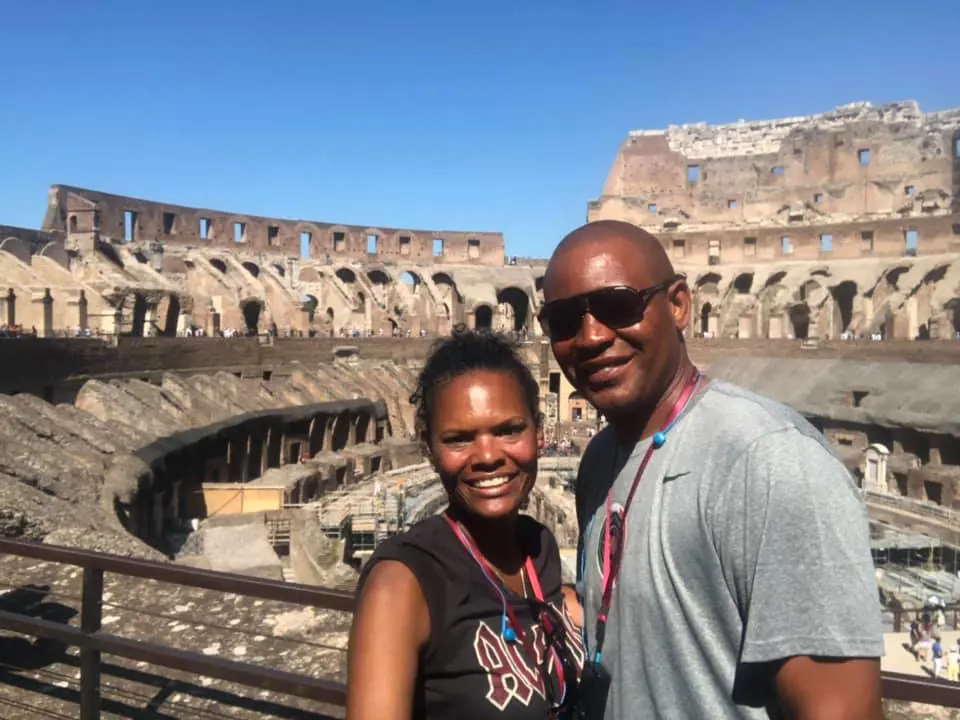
[{"xmin": 713, "ymin": 428, "xmax": 885, "ymax": 664}]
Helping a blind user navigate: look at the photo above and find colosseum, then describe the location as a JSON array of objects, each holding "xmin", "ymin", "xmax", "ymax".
[
  {"xmin": 0, "ymin": 99, "xmax": 959, "ymax": 718},
  {"xmin": 589, "ymin": 100, "xmax": 960, "ymax": 340}
]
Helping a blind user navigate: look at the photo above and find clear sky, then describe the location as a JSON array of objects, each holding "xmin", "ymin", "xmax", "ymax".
[{"xmin": 0, "ymin": 0, "xmax": 957, "ymax": 259}]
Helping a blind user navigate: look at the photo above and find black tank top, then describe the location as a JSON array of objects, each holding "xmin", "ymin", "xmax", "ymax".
[{"xmin": 358, "ymin": 514, "xmax": 585, "ymax": 719}]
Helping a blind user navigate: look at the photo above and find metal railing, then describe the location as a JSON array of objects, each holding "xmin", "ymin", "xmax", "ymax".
[
  {"xmin": 0, "ymin": 537, "xmax": 352, "ymax": 719},
  {"xmin": 1, "ymin": 538, "xmax": 960, "ymax": 716},
  {"xmin": 864, "ymin": 489, "xmax": 958, "ymax": 525}
]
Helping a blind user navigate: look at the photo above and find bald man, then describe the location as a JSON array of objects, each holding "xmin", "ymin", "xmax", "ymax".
[{"xmin": 540, "ymin": 221, "xmax": 883, "ymax": 720}]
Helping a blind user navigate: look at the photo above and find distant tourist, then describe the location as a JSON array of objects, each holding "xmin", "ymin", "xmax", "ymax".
[
  {"xmin": 539, "ymin": 220, "xmax": 884, "ymax": 719},
  {"xmin": 346, "ymin": 328, "xmax": 583, "ymax": 719}
]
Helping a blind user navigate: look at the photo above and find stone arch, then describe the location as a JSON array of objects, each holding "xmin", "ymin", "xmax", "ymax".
[
  {"xmin": 97, "ymin": 240, "xmax": 125, "ymax": 268},
  {"xmin": 695, "ymin": 272, "xmax": 722, "ymax": 289},
  {"xmin": 324, "ymin": 307, "xmax": 335, "ymax": 328},
  {"xmin": 699, "ymin": 302, "xmax": 712, "ymax": 335},
  {"xmin": 272, "ymin": 263, "xmax": 286, "ymax": 278},
  {"xmin": 133, "ymin": 252, "xmax": 148, "ymax": 264},
  {"xmin": 475, "ymin": 304, "xmax": 493, "ymax": 330},
  {"xmin": 241, "ymin": 300, "xmax": 262, "ymax": 334},
  {"xmin": 299, "ymin": 266, "xmax": 322, "ymax": 283},
  {"xmin": 432, "ymin": 272, "xmax": 458, "ymax": 299},
  {"xmin": 496, "ymin": 286, "xmax": 531, "ymax": 333},
  {"xmin": 762, "ymin": 270, "xmax": 788, "ymax": 290},
  {"xmin": 400, "ymin": 271, "xmax": 422, "ymax": 292},
  {"xmin": 788, "ymin": 303, "xmax": 811, "ymax": 340},
  {"xmin": 732, "ymin": 273, "xmax": 753, "ymax": 294},
  {"xmin": 210, "ymin": 258, "xmax": 228, "ymax": 274},
  {"xmin": 39, "ymin": 241, "xmax": 69, "ymax": 268},
  {"xmin": 883, "ymin": 265, "xmax": 912, "ymax": 291},
  {"xmin": 160, "ymin": 294, "xmax": 181, "ymax": 337},
  {"xmin": 829, "ymin": 281, "xmax": 858, "ymax": 334},
  {"xmin": 0, "ymin": 237, "xmax": 31, "ymax": 264},
  {"xmin": 336, "ymin": 267, "xmax": 357, "ymax": 284},
  {"xmin": 368, "ymin": 269, "xmax": 392, "ymax": 286},
  {"xmin": 242, "ymin": 261, "xmax": 260, "ymax": 278},
  {"xmin": 331, "ymin": 413, "xmax": 351, "ymax": 452},
  {"xmin": 302, "ymin": 294, "xmax": 318, "ymax": 322},
  {"xmin": 534, "ymin": 275, "xmax": 545, "ymax": 304}
]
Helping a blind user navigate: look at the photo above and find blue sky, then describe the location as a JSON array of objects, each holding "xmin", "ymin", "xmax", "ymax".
[{"xmin": 0, "ymin": 0, "xmax": 957, "ymax": 259}]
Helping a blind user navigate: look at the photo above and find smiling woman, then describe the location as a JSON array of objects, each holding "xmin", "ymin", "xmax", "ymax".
[{"xmin": 346, "ymin": 329, "xmax": 584, "ymax": 720}]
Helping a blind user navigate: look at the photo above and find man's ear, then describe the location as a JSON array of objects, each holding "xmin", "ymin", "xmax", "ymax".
[{"xmin": 669, "ymin": 278, "xmax": 692, "ymax": 331}]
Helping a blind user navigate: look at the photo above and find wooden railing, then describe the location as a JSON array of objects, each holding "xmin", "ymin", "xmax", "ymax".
[{"xmin": 1, "ymin": 538, "xmax": 960, "ymax": 717}]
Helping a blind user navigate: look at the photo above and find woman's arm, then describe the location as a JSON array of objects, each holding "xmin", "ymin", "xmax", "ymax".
[{"xmin": 346, "ymin": 560, "xmax": 431, "ymax": 720}]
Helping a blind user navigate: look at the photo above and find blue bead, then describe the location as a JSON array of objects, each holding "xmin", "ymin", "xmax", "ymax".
[
  {"xmin": 503, "ymin": 627, "xmax": 517, "ymax": 643},
  {"xmin": 653, "ymin": 432, "xmax": 666, "ymax": 448}
]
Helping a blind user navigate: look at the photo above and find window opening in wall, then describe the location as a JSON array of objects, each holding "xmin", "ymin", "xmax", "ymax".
[
  {"xmin": 953, "ymin": 224, "xmax": 960, "ymax": 236},
  {"xmin": 433, "ymin": 238, "xmax": 444, "ymax": 257},
  {"xmin": 672, "ymin": 239, "xmax": 685, "ymax": 259},
  {"xmin": 468, "ymin": 238, "xmax": 480, "ymax": 259},
  {"xmin": 904, "ymin": 229, "xmax": 918, "ymax": 256},
  {"xmin": 123, "ymin": 210, "xmax": 137, "ymax": 242},
  {"xmin": 234, "ymin": 222, "xmax": 246, "ymax": 244},
  {"xmin": 851, "ymin": 390, "xmax": 869, "ymax": 408},
  {"xmin": 647, "ymin": 203, "xmax": 657, "ymax": 214},
  {"xmin": 861, "ymin": 230, "xmax": 874, "ymax": 253},
  {"xmin": 781, "ymin": 235, "xmax": 793, "ymax": 255},
  {"xmin": 300, "ymin": 231, "xmax": 312, "ymax": 259},
  {"xmin": 707, "ymin": 239, "xmax": 721, "ymax": 266},
  {"xmin": 858, "ymin": 149, "xmax": 871, "ymax": 166},
  {"xmin": 813, "ymin": 193, "xmax": 823, "ymax": 204},
  {"xmin": 366, "ymin": 234, "xmax": 379, "ymax": 254},
  {"xmin": 727, "ymin": 199, "xmax": 737, "ymax": 209},
  {"xmin": 954, "ymin": 136, "xmax": 960, "ymax": 158},
  {"xmin": 905, "ymin": 185, "xmax": 915, "ymax": 197},
  {"xmin": 93, "ymin": 210, "xmax": 101, "ymax": 230},
  {"xmin": 686, "ymin": 165, "xmax": 701, "ymax": 184},
  {"xmin": 548, "ymin": 372, "xmax": 561, "ymax": 395},
  {"xmin": 267, "ymin": 226, "xmax": 279, "ymax": 246},
  {"xmin": 771, "ymin": 166, "xmax": 785, "ymax": 176},
  {"xmin": 333, "ymin": 232, "xmax": 346, "ymax": 252},
  {"xmin": 162, "ymin": 212, "xmax": 176, "ymax": 235},
  {"xmin": 399, "ymin": 235, "xmax": 411, "ymax": 256},
  {"xmin": 820, "ymin": 233, "xmax": 833, "ymax": 253},
  {"xmin": 69, "ymin": 215, "xmax": 78, "ymax": 232},
  {"xmin": 743, "ymin": 237, "xmax": 756, "ymax": 257},
  {"xmin": 199, "ymin": 218, "xmax": 211, "ymax": 240}
]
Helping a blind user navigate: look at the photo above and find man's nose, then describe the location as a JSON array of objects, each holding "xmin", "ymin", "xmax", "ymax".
[{"xmin": 576, "ymin": 310, "xmax": 616, "ymax": 350}]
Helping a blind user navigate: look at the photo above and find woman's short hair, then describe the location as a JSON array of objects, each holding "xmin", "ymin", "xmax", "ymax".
[{"xmin": 409, "ymin": 328, "xmax": 541, "ymax": 445}]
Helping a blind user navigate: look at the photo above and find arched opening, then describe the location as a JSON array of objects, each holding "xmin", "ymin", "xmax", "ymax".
[
  {"xmin": 210, "ymin": 258, "xmax": 227, "ymax": 274},
  {"xmin": 696, "ymin": 272, "xmax": 722, "ymax": 289},
  {"xmin": 432, "ymin": 272, "xmax": 458, "ymax": 299},
  {"xmin": 336, "ymin": 267, "xmax": 356, "ymax": 284},
  {"xmin": 733, "ymin": 273, "xmax": 754, "ymax": 294},
  {"xmin": 272, "ymin": 263, "xmax": 286, "ymax": 278},
  {"xmin": 699, "ymin": 302, "xmax": 712, "ymax": 335},
  {"xmin": 830, "ymin": 281, "xmax": 858, "ymax": 333},
  {"xmin": 4, "ymin": 289, "xmax": 16, "ymax": 325},
  {"xmin": 884, "ymin": 266, "xmax": 910, "ymax": 290},
  {"xmin": 133, "ymin": 252, "xmax": 148, "ymax": 264},
  {"xmin": 368, "ymin": 269, "xmax": 391, "ymax": 286},
  {"xmin": 355, "ymin": 413, "xmax": 371, "ymax": 444},
  {"xmin": 789, "ymin": 303, "xmax": 810, "ymax": 340},
  {"xmin": 331, "ymin": 414, "xmax": 350, "ymax": 452},
  {"xmin": 302, "ymin": 295, "xmax": 318, "ymax": 322},
  {"xmin": 762, "ymin": 270, "xmax": 788, "ymax": 290},
  {"xmin": 131, "ymin": 294, "xmax": 147, "ymax": 336},
  {"xmin": 475, "ymin": 304, "xmax": 493, "ymax": 330},
  {"xmin": 324, "ymin": 307, "xmax": 335, "ymax": 328},
  {"xmin": 69, "ymin": 215, "xmax": 78, "ymax": 232},
  {"xmin": 400, "ymin": 271, "xmax": 421, "ymax": 293},
  {"xmin": 162, "ymin": 295, "xmax": 181, "ymax": 337},
  {"xmin": 242, "ymin": 262, "xmax": 260, "ymax": 278},
  {"xmin": 946, "ymin": 299, "xmax": 960, "ymax": 336},
  {"xmin": 241, "ymin": 301, "xmax": 261, "ymax": 335},
  {"xmin": 77, "ymin": 290, "xmax": 88, "ymax": 330},
  {"xmin": 496, "ymin": 287, "xmax": 531, "ymax": 333}
]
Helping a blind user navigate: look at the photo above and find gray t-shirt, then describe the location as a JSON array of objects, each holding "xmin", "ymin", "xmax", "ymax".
[{"xmin": 576, "ymin": 379, "xmax": 884, "ymax": 720}]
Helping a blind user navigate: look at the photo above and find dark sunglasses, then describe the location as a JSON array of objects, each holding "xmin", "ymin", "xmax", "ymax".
[
  {"xmin": 538, "ymin": 278, "xmax": 678, "ymax": 341},
  {"xmin": 529, "ymin": 599, "xmax": 580, "ymax": 712}
]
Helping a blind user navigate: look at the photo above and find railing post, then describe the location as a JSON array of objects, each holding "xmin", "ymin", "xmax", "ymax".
[{"xmin": 80, "ymin": 567, "xmax": 104, "ymax": 720}]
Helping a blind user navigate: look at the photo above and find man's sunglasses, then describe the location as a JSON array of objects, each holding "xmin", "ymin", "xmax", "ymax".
[{"xmin": 538, "ymin": 277, "xmax": 679, "ymax": 341}]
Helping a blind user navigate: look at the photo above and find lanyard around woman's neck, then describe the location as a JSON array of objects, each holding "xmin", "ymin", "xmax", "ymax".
[
  {"xmin": 444, "ymin": 513, "xmax": 566, "ymax": 703},
  {"xmin": 593, "ymin": 370, "xmax": 704, "ymax": 663}
]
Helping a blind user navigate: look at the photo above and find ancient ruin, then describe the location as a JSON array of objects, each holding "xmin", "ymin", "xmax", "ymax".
[{"xmin": 590, "ymin": 101, "xmax": 960, "ymax": 340}]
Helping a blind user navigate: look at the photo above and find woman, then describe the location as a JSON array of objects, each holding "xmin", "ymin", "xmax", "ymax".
[{"xmin": 347, "ymin": 329, "xmax": 583, "ymax": 720}]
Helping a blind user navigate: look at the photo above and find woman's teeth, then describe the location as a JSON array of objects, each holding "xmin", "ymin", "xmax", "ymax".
[{"xmin": 473, "ymin": 476, "xmax": 513, "ymax": 489}]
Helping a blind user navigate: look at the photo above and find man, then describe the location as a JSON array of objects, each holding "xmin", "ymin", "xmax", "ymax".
[{"xmin": 540, "ymin": 220, "xmax": 883, "ymax": 719}]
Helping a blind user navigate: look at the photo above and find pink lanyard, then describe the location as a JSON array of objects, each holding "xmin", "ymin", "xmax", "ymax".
[
  {"xmin": 594, "ymin": 371, "xmax": 704, "ymax": 660},
  {"xmin": 445, "ymin": 514, "xmax": 566, "ymax": 701}
]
